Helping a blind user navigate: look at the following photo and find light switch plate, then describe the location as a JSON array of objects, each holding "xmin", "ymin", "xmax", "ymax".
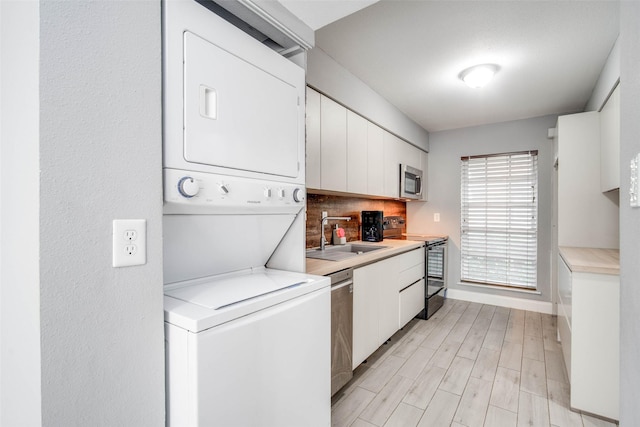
[{"xmin": 113, "ymin": 219, "xmax": 146, "ymax": 267}]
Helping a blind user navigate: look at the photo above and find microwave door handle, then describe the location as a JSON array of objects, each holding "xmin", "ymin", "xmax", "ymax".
[{"xmin": 416, "ymin": 175, "xmax": 422, "ymax": 195}]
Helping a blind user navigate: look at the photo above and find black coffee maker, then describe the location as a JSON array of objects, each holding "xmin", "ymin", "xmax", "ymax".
[{"xmin": 361, "ymin": 211, "xmax": 384, "ymax": 242}]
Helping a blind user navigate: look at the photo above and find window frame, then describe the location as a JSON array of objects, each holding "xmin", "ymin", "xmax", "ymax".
[{"xmin": 460, "ymin": 150, "xmax": 539, "ymax": 290}]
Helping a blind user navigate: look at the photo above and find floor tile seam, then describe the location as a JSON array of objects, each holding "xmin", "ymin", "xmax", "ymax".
[
  {"xmin": 542, "ymin": 350, "xmax": 570, "ymax": 385},
  {"xmin": 438, "ymin": 360, "xmax": 474, "ymax": 398},
  {"xmin": 487, "ymin": 403, "xmax": 518, "ymax": 418},
  {"xmin": 455, "ymin": 376, "xmax": 494, "ymax": 426},
  {"xmin": 331, "ymin": 385, "xmax": 376, "ymax": 422},
  {"xmin": 360, "ymin": 376, "xmax": 416, "ymax": 427}
]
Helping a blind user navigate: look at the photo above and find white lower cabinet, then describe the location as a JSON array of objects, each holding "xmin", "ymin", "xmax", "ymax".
[
  {"xmin": 352, "ymin": 247, "xmax": 424, "ymax": 369},
  {"xmin": 557, "ymin": 254, "xmax": 619, "ymax": 421}
]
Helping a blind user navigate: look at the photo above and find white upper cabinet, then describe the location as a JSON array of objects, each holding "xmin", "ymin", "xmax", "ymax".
[
  {"xmin": 305, "ymin": 86, "xmax": 427, "ymax": 199},
  {"xmin": 420, "ymin": 150, "xmax": 428, "ymax": 201},
  {"xmin": 320, "ymin": 95, "xmax": 348, "ymax": 192},
  {"xmin": 305, "ymin": 87, "xmax": 321, "ymax": 189},
  {"xmin": 383, "ymin": 131, "xmax": 400, "ymax": 198},
  {"xmin": 600, "ymin": 84, "xmax": 620, "ymax": 192},
  {"xmin": 367, "ymin": 122, "xmax": 384, "ymax": 197},
  {"xmin": 398, "ymin": 139, "xmax": 421, "ymax": 170},
  {"xmin": 347, "ymin": 111, "xmax": 368, "ymax": 195},
  {"xmin": 557, "ymin": 111, "xmax": 619, "ymax": 249}
]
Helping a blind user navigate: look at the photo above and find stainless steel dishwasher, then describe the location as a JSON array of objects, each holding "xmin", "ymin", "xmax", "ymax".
[{"xmin": 329, "ymin": 268, "xmax": 353, "ymax": 396}]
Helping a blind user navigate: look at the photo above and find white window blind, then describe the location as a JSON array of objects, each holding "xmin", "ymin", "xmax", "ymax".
[{"xmin": 460, "ymin": 151, "xmax": 538, "ymax": 289}]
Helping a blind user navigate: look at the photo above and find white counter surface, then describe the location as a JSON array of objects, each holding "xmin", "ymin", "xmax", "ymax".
[
  {"xmin": 306, "ymin": 239, "xmax": 425, "ymax": 276},
  {"xmin": 558, "ymin": 246, "xmax": 620, "ymax": 275}
]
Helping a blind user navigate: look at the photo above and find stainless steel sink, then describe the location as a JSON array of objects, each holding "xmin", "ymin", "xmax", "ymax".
[{"xmin": 306, "ymin": 244, "xmax": 388, "ymax": 261}]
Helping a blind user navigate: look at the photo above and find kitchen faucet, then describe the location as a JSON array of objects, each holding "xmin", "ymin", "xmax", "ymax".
[{"xmin": 320, "ymin": 215, "xmax": 351, "ymax": 250}]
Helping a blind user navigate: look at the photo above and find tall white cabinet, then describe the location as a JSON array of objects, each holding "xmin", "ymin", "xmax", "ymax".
[
  {"xmin": 554, "ymin": 107, "xmax": 621, "ymax": 422},
  {"xmin": 555, "ymin": 111, "xmax": 619, "ymax": 249}
]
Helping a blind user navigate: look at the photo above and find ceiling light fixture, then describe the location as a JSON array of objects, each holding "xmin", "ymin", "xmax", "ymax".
[{"xmin": 459, "ymin": 64, "xmax": 500, "ymax": 89}]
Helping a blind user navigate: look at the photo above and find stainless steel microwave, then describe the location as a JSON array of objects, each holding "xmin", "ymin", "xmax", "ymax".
[{"xmin": 399, "ymin": 164, "xmax": 423, "ymax": 199}]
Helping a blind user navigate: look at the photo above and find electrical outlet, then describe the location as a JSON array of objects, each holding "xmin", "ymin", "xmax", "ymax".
[
  {"xmin": 113, "ymin": 219, "xmax": 146, "ymax": 267},
  {"xmin": 434, "ymin": 213, "xmax": 441, "ymax": 222}
]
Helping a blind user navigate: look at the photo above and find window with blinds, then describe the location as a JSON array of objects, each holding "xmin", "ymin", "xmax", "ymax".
[{"xmin": 460, "ymin": 151, "xmax": 538, "ymax": 289}]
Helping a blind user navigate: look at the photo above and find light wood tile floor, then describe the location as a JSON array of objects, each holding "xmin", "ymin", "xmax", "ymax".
[{"xmin": 331, "ymin": 299, "xmax": 619, "ymax": 427}]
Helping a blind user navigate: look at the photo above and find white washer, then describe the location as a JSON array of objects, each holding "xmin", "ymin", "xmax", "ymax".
[{"xmin": 164, "ymin": 268, "xmax": 330, "ymax": 427}]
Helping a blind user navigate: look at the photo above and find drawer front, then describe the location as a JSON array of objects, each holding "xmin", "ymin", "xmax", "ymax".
[
  {"xmin": 558, "ymin": 255, "xmax": 572, "ymax": 328},
  {"xmin": 398, "ymin": 264, "xmax": 424, "ymax": 289},
  {"xmin": 399, "ymin": 279, "xmax": 425, "ymax": 328},
  {"xmin": 558, "ymin": 311, "xmax": 571, "ymax": 382},
  {"xmin": 396, "ymin": 247, "xmax": 424, "ymax": 271}
]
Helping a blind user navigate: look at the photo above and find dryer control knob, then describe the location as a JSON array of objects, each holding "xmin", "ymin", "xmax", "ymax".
[
  {"xmin": 177, "ymin": 177, "xmax": 199, "ymax": 198},
  {"xmin": 219, "ymin": 184, "xmax": 230, "ymax": 194},
  {"xmin": 292, "ymin": 188, "xmax": 305, "ymax": 203}
]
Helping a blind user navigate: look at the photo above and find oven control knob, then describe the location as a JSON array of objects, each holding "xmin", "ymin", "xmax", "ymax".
[
  {"xmin": 177, "ymin": 176, "xmax": 199, "ymax": 198},
  {"xmin": 292, "ymin": 188, "xmax": 305, "ymax": 203}
]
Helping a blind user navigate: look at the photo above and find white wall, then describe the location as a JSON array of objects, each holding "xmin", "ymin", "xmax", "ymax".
[
  {"xmin": 307, "ymin": 47, "xmax": 429, "ymax": 151},
  {"xmin": 407, "ymin": 115, "xmax": 557, "ymax": 307},
  {"xmin": 0, "ymin": 1, "xmax": 42, "ymax": 424},
  {"xmin": 585, "ymin": 36, "xmax": 620, "ymax": 112},
  {"xmin": 619, "ymin": 0, "xmax": 640, "ymax": 423},
  {"xmin": 1, "ymin": 1, "xmax": 165, "ymax": 425}
]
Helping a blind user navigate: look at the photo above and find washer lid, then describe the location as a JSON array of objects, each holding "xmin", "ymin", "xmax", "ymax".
[
  {"xmin": 164, "ymin": 268, "xmax": 330, "ymax": 332},
  {"xmin": 166, "ymin": 270, "xmax": 310, "ymax": 310}
]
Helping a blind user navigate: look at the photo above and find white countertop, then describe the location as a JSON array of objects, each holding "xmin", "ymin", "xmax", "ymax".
[{"xmin": 306, "ymin": 239, "xmax": 425, "ymax": 276}]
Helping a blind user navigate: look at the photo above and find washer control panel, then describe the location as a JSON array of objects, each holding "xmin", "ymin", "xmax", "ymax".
[{"xmin": 164, "ymin": 168, "xmax": 305, "ymax": 214}]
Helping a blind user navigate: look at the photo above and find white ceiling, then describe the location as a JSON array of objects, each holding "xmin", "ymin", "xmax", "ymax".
[
  {"xmin": 279, "ymin": 0, "xmax": 379, "ymax": 31},
  {"xmin": 284, "ymin": 0, "xmax": 620, "ymax": 132}
]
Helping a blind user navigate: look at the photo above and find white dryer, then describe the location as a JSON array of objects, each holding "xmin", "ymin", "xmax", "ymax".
[{"xmin": 163, "ymin": 0, "xmax": 305, "ymax": 187}]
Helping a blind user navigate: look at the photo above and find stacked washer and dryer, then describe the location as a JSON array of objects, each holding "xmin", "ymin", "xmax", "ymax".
[{"xmin": 162, "ymin": 1, "xmax": 330, "ymax": 425}]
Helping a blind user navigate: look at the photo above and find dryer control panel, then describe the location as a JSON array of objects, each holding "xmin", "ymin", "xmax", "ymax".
[{"xmin": 164, "ymin": 168, "xmax": 305, "ymax": 215}]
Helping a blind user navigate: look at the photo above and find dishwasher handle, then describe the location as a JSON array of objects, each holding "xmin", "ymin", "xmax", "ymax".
[
  {"xmin": 331, "ymin": 280, "xmax": 353, "ymax": 292},
  {"xmin": 328, "ymin": 268, "xmax": 353, "ymax": 287}
]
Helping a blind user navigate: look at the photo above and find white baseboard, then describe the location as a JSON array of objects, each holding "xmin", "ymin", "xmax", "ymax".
[{"xmin": 446, "ymin": 288, "xmax": 554, "ymax": 314}]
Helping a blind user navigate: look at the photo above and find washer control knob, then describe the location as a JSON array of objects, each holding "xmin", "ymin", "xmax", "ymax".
[
  {"xmin": 177, "ymin": 177, "xmax": 199, "ymax": 198},
  {"xmin": 264, "ymin": 188, "xmax": 272, "ymax": 198},
  {"xmin": 292, "ymin": 188, "xmax": 305, "ymax": 203},
  {"xmin": 277, "ymin": 188, "xmax": 286, "ymax": 199},
  {"xmin": 219, "ymin": 184, "xmax": 229, "ymax": 194}
]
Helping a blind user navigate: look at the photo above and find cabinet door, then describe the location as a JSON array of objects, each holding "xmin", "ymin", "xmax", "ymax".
[
  {"xmin": 320, "ymin": 96, "xmax": 347, "ymax": 192},
  {"xmin": 377, "ymin": 256, "xmax": 401, "ymax": 343},
  {"xmin": 557, "ymin": 255, "xmax": 572, "ymax": 377},
  {"xmin": 571, "ymin": 271, "xmax": 620, "ymax": 420},
  {"xmin": 347, "ymin": 111, "xmax": 368, "ymax": 195},
  {"xmin": 383, "ymin": 131, "xmax": 400, "ymax": 198},
  {"xmin": 305, "ymin": 87, "xmax": 321, "ymax": 189},
  {"xmin": 352, "ymin": 265, "xmax": 380, "ymax": 369},
  {"xmin": 420, "ymin": 150, "xmax": 428, "ymax": 201},
  {"xmin": 600, "ymin": 84, "xmax": 620, "ymax": 192},
  {"xmin": 367, "ymin": 123, "xmax": 384, "ymax": 196},
  {"xmin": 399, "ymin": 141, "xmax": 422, "ymax": 170}
]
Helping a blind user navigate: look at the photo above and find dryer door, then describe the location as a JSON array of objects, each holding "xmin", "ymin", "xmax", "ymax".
[{"xmin": 183, "ymin": 31, "xmax": 301, "ymax": 179}]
